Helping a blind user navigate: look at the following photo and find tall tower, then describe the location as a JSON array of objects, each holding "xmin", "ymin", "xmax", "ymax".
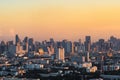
[
  {"xmin": 47, "ymin": 45, "xmax": 54, "ymax": 56},
  {"xmin": 85, "ymin": 36, "xmax": 91, "ymax": 52},
  {"xmin": 98, "ymin": 39, "xmax": 105, "ymax": 52},
  {"xmin": 16, "ymin": 43, "xmax": 22, "ymax": 54},
  {"xmin": 57, "ymin": 47, "xmax": 65, "ymax": 61},
  {"xmin": 87, "ymin": 52, "xmax": 90, "ymax": 62},
  {"xmin": 23, "ymin": 37, "xmax": 28, "ymax": 52},
  {"xmin": 72, "ymin": 42, "xmax": 75, "ymax": 54},
  {"xmin": 15, "ymin": 34, "xmax": 20, "ymax": 46},
  {"xmin": 28, "ymin": 38, "xmax": 34, "ymax": 52}
]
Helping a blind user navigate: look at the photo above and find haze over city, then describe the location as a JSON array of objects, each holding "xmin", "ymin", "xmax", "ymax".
[
  {"xmin": 1, "ymin": 0, "xmax": 120, "ymax": 80},
  {"xmin": 0, "ymin": 0, "xmax": 120, "ymax": 41}
]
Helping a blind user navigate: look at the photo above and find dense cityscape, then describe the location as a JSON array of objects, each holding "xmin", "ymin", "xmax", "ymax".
[
  {"xmin": 1, "ymin": 0, "xmax": 120, "ymax": 80},
  {"xmin": 0, "ymin": 35, "xmax": 120, "ymax": 80}
]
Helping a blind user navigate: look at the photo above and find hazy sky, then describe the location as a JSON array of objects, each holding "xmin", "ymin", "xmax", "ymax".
[{"xmin": 0, "ymin": 0, "xmax": 120, "ymax": 42}]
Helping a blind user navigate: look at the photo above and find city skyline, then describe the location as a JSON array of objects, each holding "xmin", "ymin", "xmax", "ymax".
[
  {"xmin": 0, "ymin": 34, "xmax": 119, "ymax": 44},
  {"xmin": 0, "ymin": 0, "xmax": 120, "ymax": 41},
  {"xmin": 1, "ymin": 1, "xmax": 120, "ymax": 80}
]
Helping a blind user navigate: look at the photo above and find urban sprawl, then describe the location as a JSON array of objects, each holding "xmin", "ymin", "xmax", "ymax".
[{"xmin": 0, "ymin": 35, "xmax": 120, "ymax": 80}]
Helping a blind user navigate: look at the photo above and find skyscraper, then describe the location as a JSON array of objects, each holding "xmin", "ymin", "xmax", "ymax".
[
  {"xmin": 50, "ymin": 38, "xmax": 54, "ymax": 43},
  {"xmin": 62, "ymin": 40, "xmax": 72, "ymax": 56},
  {"xmin": 23, "ymin": 37, "xmax": 28, "ymax": 52},
  {"xmin": 28, "ymin": 38, "xmax": 34, "ymax": 52},
  {"xmin": 57, "ymin": 47, "xmax": 65, "ymax": 61},
  {"xmin": 47, "ymin": 45, "xmax": 54, "ymax": 56},
  {"xmin": 28, "ymin": 38, "xmax": 34, "ymax": 46},
  {"xmin": 0, "ymin": 41, "xmax": 6, "ymax": 54},
  {"xmin": 85, "ymin": 36, "xmax": 91, "ymax": 52},
  {"xmin": 16, "ymin": 43, "xmax": 23, "ymax": 54},
  {"xmin": 72, "ymin": 42, "xmax": 75, "ymax": 54},
  {"xmin": 8, "ymin": 45, "xmax": 16, "ymax": 57},
  {"xmin": 87, "ymin": 52, "xmax": 90, "ymax": 62},
  {"xmin": 15, "ymin": 34, "xmax": 20, "ymax": 46},
  {"xmin": 98, "ymin": 39, "xmax": 105, "ymax": 51},
  {"xmin": 23, "ymin": 37, "xmax": 28, "ymax": 43}
]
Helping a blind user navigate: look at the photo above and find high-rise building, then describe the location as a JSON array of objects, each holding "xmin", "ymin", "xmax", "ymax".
[
  {"xmin": 28, "ymin": 38, "xmax": 34, "ymax": 52},
  {"xmin": 15, "ymin": 34, "xmax": 20, "ymax": 46},
  {"xmin": 85, "ymin": 36, "xmax": 91, "ymax": 52},
  {"xmin": 57, "ymin": 47, "xmax": 65, "ymax": 61},
  {"xmin": 23, "ymin": 37, "xmax": 28, "ymax": 43},
  {"xmin": 0, "ymin": 41, "xmax": 6, "ymax": 53},
  {"xmin": 7, "ymin": 41, "xmax": 14, "ymax": 46},
  {"xmin": 87, "ymin": 52, "xmax": 90, "ymax": 62},
  {"xmin": 47, "ymin": 45, "xmax": 54, "ymax": 55},
  {"xmin": 28, "ymin": 38, "xmax": 34, "ymax": 46},
  {"xmin": 39, "ymin": 48, "xmax": 44, "ymax": 55},
  {"xmin": 6, "ymin": 41, "xmax": 14, "ymax": 51},
  {"xmin": 50, "ymin": 38, "xmax": 54, "ymax": 43},
  {"xmin": 66, "ymin": 41, "xmax": 72, "ymax": 54},
  {"xmin": 98, "ymin": 39, "xmax": 105, "ymax": 51},
  {"xmin": 16, "ymin": 42, "xmax": 23, "ymax": 54},
  {"xmin": 62, "ymin": 40, "xmax": 72, "ymax": 56},
  {"xmin": 57, "ymin": 42, "xmax": 62, "ymax": 48},
  {"xmin": 8, "ymin": 45, "xmax": 16, "ymax": 57},
  {"xmin": 15, "ymin": 35, "xmax": 22, "ymax": 54},
  {"xmin": 34, "ymin": 41, "xmax": 41, "ymax": 52},
  {"xmin": 77, "ymin": 44, "xmax": 85, "ymax": 53},
  {"xmin": 23, "ymin": 37, "xmax": 28, "ymax": 52},
  {"xmin": 25, "ymin": 43, "xmax": 28, "ymax": 52},
  {"xmin": 72, "ymin": 42, "xmax": 75, "ymax": 54}
]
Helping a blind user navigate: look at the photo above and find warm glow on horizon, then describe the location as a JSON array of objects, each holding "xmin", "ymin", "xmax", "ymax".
[{"xmin": 0, "ymin": 0, "xmax": 120, "ymax": 41}]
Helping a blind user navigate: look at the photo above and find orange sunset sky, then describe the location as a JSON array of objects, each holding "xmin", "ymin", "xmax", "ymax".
[{"xmin": 0, "ymin": 0, "xmax": 120, "ymax": 42}]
